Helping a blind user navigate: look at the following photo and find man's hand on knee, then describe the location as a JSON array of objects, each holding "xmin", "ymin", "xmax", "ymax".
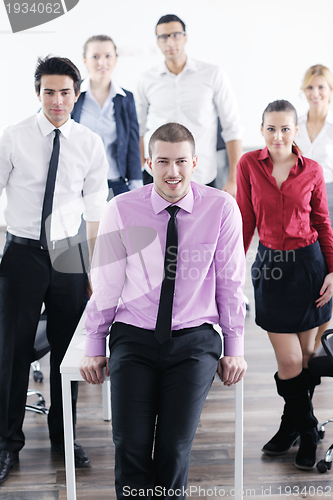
[
  {"xmin": 217, "ymin": 356, "xmax": 247, "ymax": 386},
  {"xmin": 79, "ymin": 355, "xmax": 109, "ymax": 384}
]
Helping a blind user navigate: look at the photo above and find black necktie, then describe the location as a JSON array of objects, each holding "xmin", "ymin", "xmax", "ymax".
[
  {"xmin": 154, "ymin": 206, "xmax": 180, "ymax": 344},
  {"xmin": 40, "ymin": 129, "xmax": 60, "ymax": 249}
]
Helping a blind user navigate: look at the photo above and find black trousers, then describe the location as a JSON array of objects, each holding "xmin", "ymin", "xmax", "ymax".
[
  {"xmin": 0, "ymin": 240, "xmax": 86, "ymax": 453},
  {"xmin": 109, "ymin": 322, "xmax": 222, "ymax": 499}
]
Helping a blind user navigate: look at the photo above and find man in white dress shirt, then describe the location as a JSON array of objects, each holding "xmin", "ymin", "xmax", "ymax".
[
  {"xmin": 0, "ymin": 56, "xmax": 108, "ymax": 483},
  {"xmin": 136, "ymin": 14, "xmax": 243, "ymax": 196}
]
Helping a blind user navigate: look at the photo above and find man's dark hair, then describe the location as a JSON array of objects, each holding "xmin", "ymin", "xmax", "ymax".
[
  {"xmin": 34, "ymin": 56, "xmax": 81, "ymax": 95},
  {"xmin": 83, "ymin": 35, "xmax": 118, "ymax": 58},
  {"xmin": 148, "ymin": 122, "xmax": 195, "ymax": 157},
  {"xmin": 156, "ymin": 14, "xmax": 186, "ymax": 33}
]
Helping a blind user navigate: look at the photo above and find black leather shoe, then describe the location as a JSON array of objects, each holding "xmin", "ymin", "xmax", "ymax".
[
  {"xmin": 0, "ymin": 450, "xmax": 19, "ymax": 484},
  {"xmin": 51, "ymin": 440, "xmax": 90, "ymax": 467},
  {"xmin": 73, "ymin": 441, "xmax": 90, "ymax": 467}
]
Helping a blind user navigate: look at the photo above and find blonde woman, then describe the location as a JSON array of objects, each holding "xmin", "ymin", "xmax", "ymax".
[{"xmin": 297, "ymin": 65, "xmax": 333, "ymax": 349}]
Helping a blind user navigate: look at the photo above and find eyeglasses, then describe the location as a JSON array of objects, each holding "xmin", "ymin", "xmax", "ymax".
[{"xmin": 156, "ymin": 32, "xmax": 186, "ymax": 43}]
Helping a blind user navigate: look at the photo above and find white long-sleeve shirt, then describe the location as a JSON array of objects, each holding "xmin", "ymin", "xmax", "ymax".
[
  {"xmin": 136, "ymin": 57, "xmax": 243, "ymax": 185},
  {"xmin": 0, "ymin": 111, "xmax": 109, "ymax": 241},
  {"xmin": 297, "ymin": 111, "xmax": 333, "ymax": 183}
]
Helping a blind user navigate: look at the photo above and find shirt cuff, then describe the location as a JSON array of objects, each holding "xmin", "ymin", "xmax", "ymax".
[
  {"xmin": 222, "ymin": 132, "xmax": 243, "ymax": 144},
  {"xmin": 223, "ymin": 336, "xmax": 244, "ymax": 357},
  {"xmin": 325, "ymin": 255, "xmax": 333, "ymax": 274},
  {"xmin": 84, "ymin": 337, "xmax": 107, "ymax": 357},
  {"xmin": 128, "ymin": 179, "xmax": 143, "ymax": 190},
  {"xmin": 83, "ymin": 203, "xmax": 107, "ymax": 222}
]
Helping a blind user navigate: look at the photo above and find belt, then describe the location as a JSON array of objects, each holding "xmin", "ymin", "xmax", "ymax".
[
  {"xmin": 114, "ymin": 322, "xmax": 214, "ymax": 338},
  {"xmin": 7, "ymin": 232, "xmax": 45, "ymax": 249},
  {"xmin": 6, "ymin": 232, "xmax": 80, "ymax": 251}
]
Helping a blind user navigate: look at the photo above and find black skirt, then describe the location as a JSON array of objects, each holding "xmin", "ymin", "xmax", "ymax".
[{"xmin": 252, "ymin": 240, "xmax": 332, "ymax": 333}]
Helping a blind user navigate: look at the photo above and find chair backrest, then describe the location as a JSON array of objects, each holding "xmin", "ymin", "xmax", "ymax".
[
  {"xmin": 321, "ymin": 329, "xmax": 333, "ymax": 365},
  {"xmin": 32, "ymin": 316, "xmax": 50, "ymax": 362},
  {"xmin": 308, "ymin": 329, "xmax": 333, "ymax": 378}
]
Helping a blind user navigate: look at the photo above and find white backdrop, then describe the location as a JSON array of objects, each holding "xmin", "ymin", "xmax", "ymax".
[{"xmin": 0, "ymin": 0, "xmax": 332, "ymax": 224}]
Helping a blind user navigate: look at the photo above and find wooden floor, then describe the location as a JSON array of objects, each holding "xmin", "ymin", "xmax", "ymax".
[{"xmin": 1, "ymin": 233, "xmax": 333, "ymax": 499}]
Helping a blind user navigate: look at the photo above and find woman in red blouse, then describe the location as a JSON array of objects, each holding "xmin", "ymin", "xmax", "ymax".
[{"xmin": 237, "ymin": 99, "xmax": 333, "ymax": 470}]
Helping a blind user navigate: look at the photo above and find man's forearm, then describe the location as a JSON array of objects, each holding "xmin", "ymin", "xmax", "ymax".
[
  {"xmin": 225, "ymin": 139, "xmax": 243, "ymax": 182},
  {"xmin": 139, "ymin": 136, "xmax": 146, "ymax": 168},
  {"xmin": 86, "ymin": 221, "xmax": 100, "ymax": 263}
]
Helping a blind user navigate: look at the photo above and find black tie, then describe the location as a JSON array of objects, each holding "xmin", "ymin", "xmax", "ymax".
[
  {"xmin": 154, "ymin": 206, "xmax": 180, "ymax": 344},
  {"xmin": 40, "ymin": 129, "xmax": 60, "ymax": 249}
]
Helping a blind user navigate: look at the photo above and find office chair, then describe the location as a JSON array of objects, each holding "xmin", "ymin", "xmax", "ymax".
[
  {"xmin": 25, "ymin": 312, "xmax": 50, "ymax": 415},
  {"xmin": 308, "ymin": 329, "xmax": 333, "ymax": 473}
]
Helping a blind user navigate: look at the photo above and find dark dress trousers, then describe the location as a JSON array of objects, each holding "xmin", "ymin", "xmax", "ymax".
[
  {"xmin": 109, "ymin": 322, "xmax": 222, "ymax": 499},
  {"xmin": 0, "ymin": 241, "xmax": 86, "ymax": 452}
]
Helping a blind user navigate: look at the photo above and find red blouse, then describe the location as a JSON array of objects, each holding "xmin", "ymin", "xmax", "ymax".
[{"xmin": 236, "ymin": 147, "xmax": 333, "ymax": 273}]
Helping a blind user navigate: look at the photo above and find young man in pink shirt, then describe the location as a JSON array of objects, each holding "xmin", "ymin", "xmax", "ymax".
[{"xmin": 80, "ymin": 122, "xmax": 246, "ymax": 499}]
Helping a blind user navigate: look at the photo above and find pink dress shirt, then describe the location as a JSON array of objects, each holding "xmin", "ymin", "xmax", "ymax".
[{"xmin": 85, "ymin": 182, "xmax": 246, "ymax": 357}]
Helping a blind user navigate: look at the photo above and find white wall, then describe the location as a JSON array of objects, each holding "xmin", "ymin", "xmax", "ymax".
[{"xmin": 0, "ymin": 0, "xmax": 332, "ymax": 223}]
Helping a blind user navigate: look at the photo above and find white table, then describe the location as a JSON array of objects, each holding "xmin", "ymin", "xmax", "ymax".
[
  {"xmin": 60, "ymin": 311, "xmax": 111, "ymax": 500},
  {"xmin": 60, "ymin": 316, "xmax": 244, "ymax": 500}
]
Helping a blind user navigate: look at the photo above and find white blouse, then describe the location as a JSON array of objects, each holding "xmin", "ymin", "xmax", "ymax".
[{"xmin": 297, "ymin": 110, "xmax": 333, "ymax": 184}]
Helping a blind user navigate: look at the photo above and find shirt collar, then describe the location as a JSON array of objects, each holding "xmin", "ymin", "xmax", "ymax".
[
  {"xmin": 299, "ymin": 110, "xmax": 333, "ymax": 126},
  {"xmin": 258, "ymin": 145, "xmax": 304, "ymax": 166},
  {"xmin": 80, "ymin": 77, "xmax": 126, "ymax": 98},
  {"xmin": 183, "ymin": 57, "xmax": 197, "ymax": 72},
  {"xmin": 37, "ymin": 110, "xmax": 72, "ymax": 139},
  {"xmin": 158, "ymin": 56, "xmax": 197, "ymax": 76},
  {"xmin": 326, "ymin": 109, "xmax": 333, "ymax": 124},
  {"xmin": 151, "ymin": 184, "xmax": 194, "ymax": 214}
]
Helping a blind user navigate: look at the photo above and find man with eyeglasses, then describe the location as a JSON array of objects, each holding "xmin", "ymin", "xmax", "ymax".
[{"xmin": 136, "ymin": 14, "xmax": 243, "ymax": 197}]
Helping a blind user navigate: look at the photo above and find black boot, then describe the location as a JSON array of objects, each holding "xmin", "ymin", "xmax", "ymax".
[
  {"xmin": 274, "ymin": 371, "xmax": 318, "ymax": 470},
  {"xmin": 303, "ymin": 367, "xmax": 321, "ymax": 400},
  {"xmin": 262, "ymin": 372, "xmax": 300, "ymax": 456},
  {"xmin": 295, "ymin": 427, "xmax": 319, "ymax": 470},
  {"xmin": 293, "ymin": 370, "xmax": 319, "ymax": 470},
  {"xmin": 262, "ymin": 405, "xmax": 299, "ymax": 455}
]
